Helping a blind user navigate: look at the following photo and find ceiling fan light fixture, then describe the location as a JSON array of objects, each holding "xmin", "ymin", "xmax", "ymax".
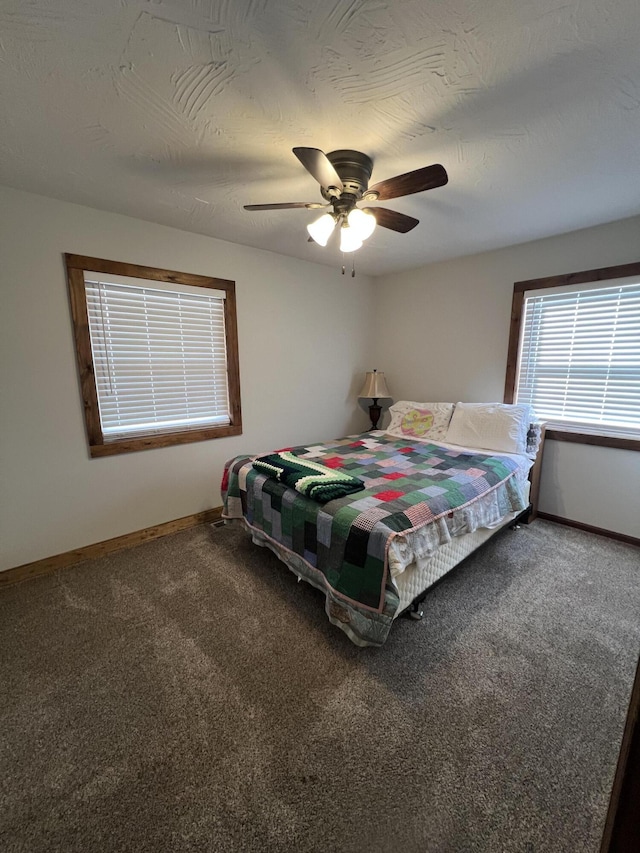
[
  {"xmin": 347, "ymin": 208, "xmax": 376, "ymax": 241},
  {"xmin": 339, "ymin": 224, "xmax": 363, "ymax": 253},
  {"xmin": 306, "ymin": 212, "xmax": 335, "ymax": 246}
]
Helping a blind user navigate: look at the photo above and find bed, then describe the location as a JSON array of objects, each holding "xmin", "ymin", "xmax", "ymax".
[{"xmin": 221, "ymin": 401, "xmax": 545, "ymax": 646}]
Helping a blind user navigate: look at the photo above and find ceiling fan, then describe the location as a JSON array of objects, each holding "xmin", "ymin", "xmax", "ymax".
[{"xmin": 243, "ymin": 148, "xmax": 448, "ymax": 253}]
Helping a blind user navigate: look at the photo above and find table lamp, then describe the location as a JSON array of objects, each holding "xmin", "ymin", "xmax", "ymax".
[{"xmin": 358, "ymin": 369, "xmax": 390, "ymax": 430}]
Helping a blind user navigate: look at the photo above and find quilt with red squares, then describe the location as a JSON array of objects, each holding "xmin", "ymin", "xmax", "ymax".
[{"xmin": 221, "ymin": 433, "xmax": 527, "ymax": 645}]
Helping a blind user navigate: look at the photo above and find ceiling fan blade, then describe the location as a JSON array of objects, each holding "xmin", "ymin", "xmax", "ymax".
[
  {"xmin": 243, "ymin": 202, "xmax": 326, "ymax": 211},
  {"xmin": 293, "ymin": 147, "xmax": 344, "ymax": 192},
  {"xmin": 364, "ymin": 207, "xmax": 419, "ymax": 233},
  {"xmin": 368, "ymin": 164, "xmax": 447, "ymax": 201}
]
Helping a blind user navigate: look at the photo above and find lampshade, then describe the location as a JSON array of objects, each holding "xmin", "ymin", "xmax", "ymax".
[
  {"xmin": 307, "ymin": 213, "xmax": 336, "ymax": 246},
  {"xmin": 339, "ymin": 224, "xmax": 363, "ymax": 253},
  {"xmin": 347, "ymin": 208, "xmax": 376, "ymax": 241},
  {"xmin": 358, "ymin": 370, "xmax": 390, "ymax": 399}
]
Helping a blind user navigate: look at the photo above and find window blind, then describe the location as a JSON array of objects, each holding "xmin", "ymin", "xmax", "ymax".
[
  {"xmin": 516, "ymin": 281, "xmax": 640, "ymax": 438},
  {"xmin": 85, "ymin": 275, "xmax": 230, "ymax": 439}
]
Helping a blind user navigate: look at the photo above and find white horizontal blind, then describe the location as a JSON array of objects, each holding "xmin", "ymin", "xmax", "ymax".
[
  {"xmin": 85, "ymin": 275, "xmax": 230, "ymax": 439},
  {"xmin": 516, "ymin": 281, "xmax": 640, "ymax": 437}
]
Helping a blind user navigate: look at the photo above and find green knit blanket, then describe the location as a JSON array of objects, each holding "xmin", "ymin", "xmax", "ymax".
[{"xmin": 252, "ymin": 451, "xmax": 365, "ymax": 503}]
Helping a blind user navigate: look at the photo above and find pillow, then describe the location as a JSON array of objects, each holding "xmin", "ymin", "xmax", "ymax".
[
  {"xmin": 444, "ymin": 402, "xmax": 532, "ymax": 454},
  {"xmin": 386, "ymin": 401, "xmax": 455, "ymax": 441}
]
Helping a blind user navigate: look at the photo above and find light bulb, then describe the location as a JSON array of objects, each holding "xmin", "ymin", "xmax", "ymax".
[
  {"xmin": 306, "ymin": 213, "xmax": 335, "ymax": 247},
  {"xmin": 347, "ymin": 208, "xmax": 376, "ymax": 241},
  {"xmin": 339, "ymin": 225, "xmax": 363, "ymax": 253}
]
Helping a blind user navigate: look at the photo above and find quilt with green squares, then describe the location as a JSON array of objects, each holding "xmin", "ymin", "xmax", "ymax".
[{"xmin": 221, "ymin": 433, "xmax": 527, "ymax": 646}]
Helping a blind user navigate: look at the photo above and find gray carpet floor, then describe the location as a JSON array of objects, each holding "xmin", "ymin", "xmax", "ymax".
[{"xmin": 1, "ymin": 520, "xmax": 639, "ymax": 853}]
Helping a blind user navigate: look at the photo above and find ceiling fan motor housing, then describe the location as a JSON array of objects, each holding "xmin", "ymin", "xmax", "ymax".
[{"xmin": 322, "ymin": 150, "xmax": 374, "ymax": 204}]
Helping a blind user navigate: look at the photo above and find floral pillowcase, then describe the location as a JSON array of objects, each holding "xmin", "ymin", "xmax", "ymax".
[{"xmin": 386, "ymin": 401, "xmax": 455, "ymax": 442}]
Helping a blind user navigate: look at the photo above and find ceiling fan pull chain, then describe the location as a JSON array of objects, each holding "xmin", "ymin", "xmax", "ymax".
[
  {"xmin": 352, "ymin": 258, "xmax": 356, "ymax": 277},
  {"xmin": 341, "ymin": 254, "xmax": 346, "ymax": 275}
]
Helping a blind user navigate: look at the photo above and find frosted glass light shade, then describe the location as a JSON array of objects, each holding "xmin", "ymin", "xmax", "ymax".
[
  {"xmin": 307, "ymin": 213, "xmax": 335, "ymax": 246},
  {"xmin": 339, "ymin": 225, "xmax": 363, "ymax": 253},
  {"xmin": 347, "ymin": 208, "xmax": 376, "ymax": 241}
]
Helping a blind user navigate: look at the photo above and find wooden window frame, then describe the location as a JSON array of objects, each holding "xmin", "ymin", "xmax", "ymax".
[
  {"xmin": 504, "ymin": 260, "xmax": 640, "ymax": 452},
  {"xmin": 65, "ymin": 254, "xmax": 242, "ymax": 457}
]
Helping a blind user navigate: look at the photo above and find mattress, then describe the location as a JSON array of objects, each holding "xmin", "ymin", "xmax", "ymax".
[{"xmin": 393, "ymin": 489, "xmax": 528, "ymax": 614}]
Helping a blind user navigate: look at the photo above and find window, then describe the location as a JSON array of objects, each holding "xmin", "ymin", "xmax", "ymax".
[
  {"xmin": 504, "ymin": 261, "xmax": 640, "ymax": 450},
  {"xmin": 65, "ymin": 254, "xmax": 242, "ymax": 456}
]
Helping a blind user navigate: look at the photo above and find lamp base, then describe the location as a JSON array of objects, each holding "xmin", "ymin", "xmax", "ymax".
[{"xmin": 368, "ymin": 401, "xmax": 382, "ymax": 431}]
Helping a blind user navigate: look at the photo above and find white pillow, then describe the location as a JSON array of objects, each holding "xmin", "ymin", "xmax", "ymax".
[
  {"xmin": 386, "ymin": 401, "xmax": 455, "ymax": 442},
  {"xmin": 445, "ymin": 402, "xmax": 532, "ymax": 454}
]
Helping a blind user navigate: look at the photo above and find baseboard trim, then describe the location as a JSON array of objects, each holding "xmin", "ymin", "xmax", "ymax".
[
  {"xmin": 537, "ymin": 512, "xmax": 640, "ymax": 548},
  {"xmin": 5, "ymin": 507, "xmax": 636, "ymax": 588},
  {"xmin": 0, "ymin": 507, "xmax": 224, "ymax": 587}
]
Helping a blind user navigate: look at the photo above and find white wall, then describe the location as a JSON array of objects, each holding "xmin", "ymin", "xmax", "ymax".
[
  {"xmin": 0, "ymin": 186, "xmax": 374, "ymax": 571},
  {"xmin": 2, "ymin": 186, "xmax": 637, "ymax": 571},
  {"xmin": 374, "ymin": 216, "xmax": 640, "ymax": 538}
]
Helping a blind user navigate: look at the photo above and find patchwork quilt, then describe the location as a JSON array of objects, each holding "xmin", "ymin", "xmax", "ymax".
[{"xmin": 222, "ymin": 433, "xmax": 528, "ymax": 646}]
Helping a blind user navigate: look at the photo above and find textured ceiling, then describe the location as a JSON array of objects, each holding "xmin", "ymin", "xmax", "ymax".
[{"xmin": 1, "ymin": 0, "xmax": 639, "ymax": 275}]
